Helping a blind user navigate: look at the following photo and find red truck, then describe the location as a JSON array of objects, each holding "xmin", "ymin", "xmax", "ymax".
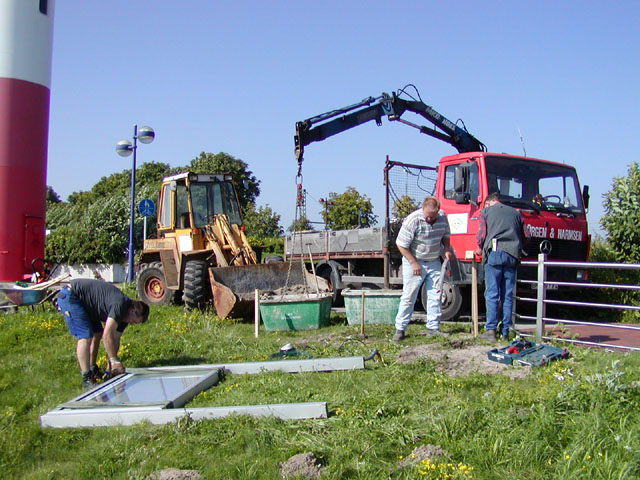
[{"xmin": 288, "ymin": 86, "xmax": 590, "ymax": 320}]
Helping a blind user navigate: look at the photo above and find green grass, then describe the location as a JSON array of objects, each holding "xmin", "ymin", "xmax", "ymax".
[{"xmin": 1, "ymin": 304, "xmax": 639, "ymax": 479}]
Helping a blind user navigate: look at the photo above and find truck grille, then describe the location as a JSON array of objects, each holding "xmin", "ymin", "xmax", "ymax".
[{"xmin": 526, "ymin": 239, "xmax": 587, "ymax": 261}]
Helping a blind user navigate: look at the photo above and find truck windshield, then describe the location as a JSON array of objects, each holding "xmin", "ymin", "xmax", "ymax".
[
  {"xmin": 189, "ymin": 181, "xmax": 243, "ymax": 227},
  {"xmin": 485, "ymin": 156, "xmax": 584, "ymax": 215}
]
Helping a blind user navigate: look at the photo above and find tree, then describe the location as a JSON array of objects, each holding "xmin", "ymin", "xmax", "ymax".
[
  {"xmin": 65, "ymin": 161, "xmax": 170, "ymax": 207},
  {"xmin": 288, "ymin": 215, "xmax": 313, "ymax": 233},
  {"xmin": 45, "ymin": 153, "xmax": 264, "ymax": 265},
  {"xmin": 601, "ymin": 162, "xmax": 640, "ymax": 262},
  {"xmin": 45, "ymin": 162, "xmax": 170, "ymax": 264},
  {"xmin": 188, "ymin": 152, "xmax": 260, "ymax": 210},
  {"xmin": 243, "ymin": 203, "xmax": 283, "ymax": 239},
  {"xmin": 322, "ymin": 187, "xmax": 377, "ymax": 230},
  {"xmin": 46, "ymin": 186, "xmax": 61, "ymax": 204},
  {"xmin": 392, "ymin": 194, "xmax": 419, "ymax": 220},
  {"xmin": 86, "ymin": 161, "xmax": 170, "ymax": 203}
]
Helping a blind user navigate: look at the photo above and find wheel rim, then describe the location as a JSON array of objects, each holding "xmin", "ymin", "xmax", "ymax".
[
  {"xmin": 145, "ymin": 276, "xmax": 165, "ymax": 301},
  {"xmin": 441, "ymin": 281, "xmax": 455, "ymax": 310}
]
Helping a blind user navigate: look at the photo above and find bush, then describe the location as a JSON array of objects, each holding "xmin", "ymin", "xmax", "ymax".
[{"xmin": 601, "ymin": 162, "xmax": 640, "ymax": 263}]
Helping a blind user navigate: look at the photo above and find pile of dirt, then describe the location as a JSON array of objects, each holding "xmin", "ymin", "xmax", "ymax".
[
  {"xmin": 260, "ymin": 285, "xmax": 313, "ymax": 298},
  {"xmin": 280, "ymin": 452, "xmax": 323, "ymax": 479},
  {"xmin": 398, "ymin": 444, "xmax": 448, "ymax": 468},
  {"xmin": 396, "ymin": 340, "xmax": 530, "ymax": 379},
  {"xmin": 147, "ymin": 469, "xmax": 202, "ymax": 480}
]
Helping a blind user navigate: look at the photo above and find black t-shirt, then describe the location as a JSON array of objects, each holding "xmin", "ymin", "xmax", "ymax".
[{"xmin": 70, "ymin": 279, "xmax": 132, "ymax": 333}]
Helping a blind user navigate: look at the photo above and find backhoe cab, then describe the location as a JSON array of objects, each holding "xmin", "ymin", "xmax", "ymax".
[{"xmin": 136, "ymin": 172, "xmax": 257, "ymax": 310}]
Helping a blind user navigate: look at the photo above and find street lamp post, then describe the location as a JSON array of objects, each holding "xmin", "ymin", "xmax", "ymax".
[{"xmin": 116, "ymin": 125, "xmax": 155, "ymax": 283}]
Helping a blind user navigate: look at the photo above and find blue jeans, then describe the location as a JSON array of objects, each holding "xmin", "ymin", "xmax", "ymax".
[
  {"xmin": 394, "ymin": 257, "xmax": 442, "ymax": 331},
  {"xmin": 484, "ymin": 250, "xmax": 518, "ymax": 335}
]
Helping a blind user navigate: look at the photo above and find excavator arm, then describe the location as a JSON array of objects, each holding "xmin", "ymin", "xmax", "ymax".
[{"xmin": 294, "ymin": 89, "xmax": 486, "ymax": 164}]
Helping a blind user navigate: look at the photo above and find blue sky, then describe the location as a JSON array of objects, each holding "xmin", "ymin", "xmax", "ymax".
[{"xmin": 47, "ymin": 1, "xmax": 640, "ymax": 235}]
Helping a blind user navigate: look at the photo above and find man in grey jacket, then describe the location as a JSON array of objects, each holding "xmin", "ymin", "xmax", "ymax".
[{"xmin": 475, "ymin": 193, "xmax": 525, "ymax": 341}]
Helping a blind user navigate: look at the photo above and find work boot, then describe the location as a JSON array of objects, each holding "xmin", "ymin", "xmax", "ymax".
[
  {"xmin": 426, "ymin": 328, "xmax": 450, "ymax": 337},
  {"xmin": 81, "ymin": 372, "xmax": 97, "ymax": 391},
  {"xmin": 480, "ymin": 329, "xmax": 496, "ymax": 341},
  {"xmin": 392, "ymin": 329, "xmax": 405, "ymax": 342},
  {"xmin": 500, "ymin": 332, "xmax": 510, "ymax": 342},
  {"xmin": 89, "ymin": 364, "xmax": 104, "ymax": 382}
]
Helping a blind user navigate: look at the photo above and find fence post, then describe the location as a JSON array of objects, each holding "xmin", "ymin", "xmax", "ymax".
[{"xmin": 535, "ymin": 253, "xmax": 547, "ymax": 342}]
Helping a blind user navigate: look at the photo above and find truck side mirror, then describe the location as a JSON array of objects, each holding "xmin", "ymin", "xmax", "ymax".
[
  {"xmin": 582, "ymin": 185, "xmax": 590, "ymax": 210},
  {"xmin": 170, "ymin": 181, "xmax": 177, "ymax": 192},
  {"xmin": 453, "ymin": 165, "xmax": 470, "ymax": 204}
]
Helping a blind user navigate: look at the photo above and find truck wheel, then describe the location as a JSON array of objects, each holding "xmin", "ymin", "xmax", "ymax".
[
  {"xmin": 421, "ymin": 278, "xmax": 462, "ymax": 321},
  {"xmin": 183, "ymin": 260, "xmax": 209, "ymax": 311},
  {"xmin": 137, "ymin": 262, "xmax": 174, "ymax": 306}
]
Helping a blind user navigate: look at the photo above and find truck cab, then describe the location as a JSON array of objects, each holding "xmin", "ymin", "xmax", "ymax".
[{"xmin": 439, "ymin": 152, "xmax": 589, "ymax": 283}]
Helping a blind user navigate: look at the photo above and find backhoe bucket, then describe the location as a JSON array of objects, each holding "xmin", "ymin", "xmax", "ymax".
[{"xmin": 208, "ymin": 262, "xmax": 331, "ymax": 319}]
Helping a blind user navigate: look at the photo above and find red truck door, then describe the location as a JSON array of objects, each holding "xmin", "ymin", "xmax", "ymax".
[{"xmin": 438, "ymin": 158, "xmax": 483, "ymax": 259}]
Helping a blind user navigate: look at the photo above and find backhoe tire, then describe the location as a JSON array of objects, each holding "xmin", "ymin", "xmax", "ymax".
[
  {"xmin": 137, "ymin": 262, "xmax": 174, "ymax": 306},
  {"xmin": 182, "ymin": 260, "xmax": 209, "ymax": 311}
]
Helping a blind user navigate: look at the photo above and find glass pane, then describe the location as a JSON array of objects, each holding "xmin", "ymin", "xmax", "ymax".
[
  {"xmin": 159, "ymin": 185, "xmax": 172, "ymax": 228},
  {"xmin": 469, "ymin": 163, "xmax": 479, "ymax": 202},
  {"xmin": 176, "ymin": 185, "xmax": 190, "ymax": 228},
  {"xmin": 190, "ymin": 183, "xmax": 210, "ymax": 227},
  {"xmin": 219, "ymin": 182, "xmax": 242, "ymax": 225},
  {"xmin": 190, "ymin": 181, "xmax": 243, "ymax": 227},
  {"xmin": 84, "ymin": 372, "xmax": 206, "ymax": 405},
  {"xmin": 443, "ymin": 166, "xmax": 455, "ymax": 199},
  {"xmin": 485, "ymin": 156, "xmax": 583, "ymax": 214}
]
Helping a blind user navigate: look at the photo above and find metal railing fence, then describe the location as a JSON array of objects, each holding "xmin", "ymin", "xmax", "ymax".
[{"xmin": 516, "ymin": 254, "xmax": 640, "ymax": 351}]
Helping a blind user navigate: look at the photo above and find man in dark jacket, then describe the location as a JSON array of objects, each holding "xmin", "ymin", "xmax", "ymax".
[
  {"xmin": 475, "ymin": 193, "xmax": 525, "ymax": 341},
  {"xmin": 57, "ymin": 279, "xmax": 149, "ymax": 389}
]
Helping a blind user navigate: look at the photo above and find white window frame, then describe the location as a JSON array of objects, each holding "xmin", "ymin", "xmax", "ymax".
[{"xmin": 40, "ymin": 356, "xmax": 365, "ymax": 428}]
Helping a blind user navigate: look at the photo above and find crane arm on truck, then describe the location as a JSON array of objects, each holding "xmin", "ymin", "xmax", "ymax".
[{"xmin": 294, "ymin": 87, "xmax": 486, "ymax": 164}]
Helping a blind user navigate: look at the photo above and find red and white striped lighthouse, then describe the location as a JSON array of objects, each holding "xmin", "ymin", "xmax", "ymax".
[{"xmin": 0, "ymin": 0, "xmax": 54, "ymax": 281}]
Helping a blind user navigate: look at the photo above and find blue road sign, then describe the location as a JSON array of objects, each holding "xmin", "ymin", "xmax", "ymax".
[{"xmin": 138, "ymin": 198, "xmax": 155, "ymax": 217}]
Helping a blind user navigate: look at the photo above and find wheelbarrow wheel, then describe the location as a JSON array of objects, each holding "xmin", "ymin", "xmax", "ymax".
[
  {"xmin": 136, "ymin": 262, "xmax": 174, "ymax": 306},
  {"xmin": 183, "ymin": 260, "xmax": 209, "ymax": 311}
]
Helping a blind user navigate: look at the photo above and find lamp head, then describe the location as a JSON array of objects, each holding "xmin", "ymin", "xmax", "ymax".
[
  {"xmin": 138, "ymin": 126, "xmax": 155, "ymax": 144},
  {"xmin": 116, "ymin": 140, "xmax": 133, "ymax": 157}
]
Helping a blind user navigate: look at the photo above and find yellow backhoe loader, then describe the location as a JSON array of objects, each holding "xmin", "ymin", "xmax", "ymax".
[{"xmin": 136, "ymin": 172, "xmax": 328, "ymax": 318}]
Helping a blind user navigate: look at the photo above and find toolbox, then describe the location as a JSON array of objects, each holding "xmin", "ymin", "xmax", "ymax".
[{"xmin": 487, "ymin": 339, "xmax": 569, "ymax": 367}]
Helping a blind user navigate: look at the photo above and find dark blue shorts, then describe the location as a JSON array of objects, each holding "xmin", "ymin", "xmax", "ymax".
[{"xmin": 57, "ymin": 287, "xmax": 103, "ymax": 339}]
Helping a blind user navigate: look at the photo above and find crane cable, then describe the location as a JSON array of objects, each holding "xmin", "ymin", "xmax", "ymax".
[{"xmin": 282, "ymin": 167, "xmax": 310, "ymax": 298}]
